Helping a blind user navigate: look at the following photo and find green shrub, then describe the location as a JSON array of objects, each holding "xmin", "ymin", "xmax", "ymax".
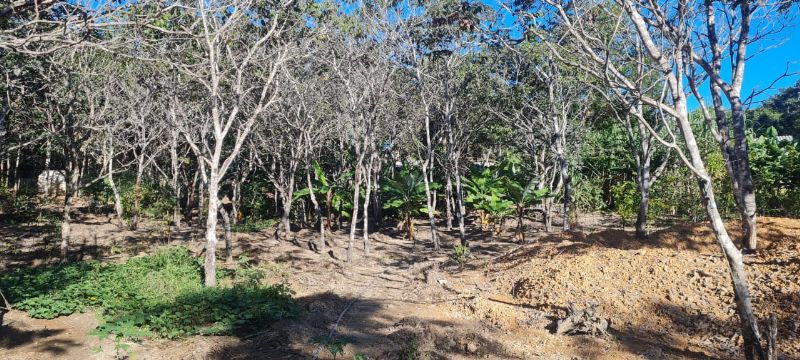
[
  {"xmin": 451, "ymin": 245, "xmax": 471, "ymax": 267},
  {"xmin": 610, "ymin": 180, "xmax": 638, "ymax": 227},
  {"xmin": 0, "ymin": 247, "xmax": 297, "ymax": 340}
]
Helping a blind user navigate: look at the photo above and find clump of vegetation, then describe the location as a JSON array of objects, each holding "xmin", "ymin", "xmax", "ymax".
[
  {"xmin": 311, "ymin": 335, "xmax": 356, "ymax": 359},
  {"xmin": 231, "ymin": 217, "xmax": 277, "ymax": 233},
  {"xmin": 451, "ymin": 244, "xmax": 471, "ymax": 267},
  {"xmin": 0, "ymin": 247, "xmax": 297, "ymax": 340},
  {"xmin": 382, "ymin": 168, "xmax": 430, "ymax": 242}
]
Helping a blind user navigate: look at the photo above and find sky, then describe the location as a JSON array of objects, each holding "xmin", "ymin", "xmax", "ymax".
[{"xmin": 712, "ymin": 25, "xmax": 800, "ymax": 109}]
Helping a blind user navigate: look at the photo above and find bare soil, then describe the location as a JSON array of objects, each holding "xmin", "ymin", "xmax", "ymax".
[{"xmin": 1, "ymin": 211, "xmax": 799, "ymax": 359}]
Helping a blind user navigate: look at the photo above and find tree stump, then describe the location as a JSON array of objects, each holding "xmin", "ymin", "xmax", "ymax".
[{"xmin": 556, "ymin": 303, "xmax": 610, "ymax": 336}]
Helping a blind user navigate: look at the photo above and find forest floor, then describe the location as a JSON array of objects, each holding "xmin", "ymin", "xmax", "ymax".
[{"xmin": 1, "ymin": 210, "xmax": 799, "ymax": 360}]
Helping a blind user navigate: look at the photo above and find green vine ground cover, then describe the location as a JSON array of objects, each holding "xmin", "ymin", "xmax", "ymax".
[{"xmin": 0, "ymin": 247, "xmax": 297, "ymax": 340}]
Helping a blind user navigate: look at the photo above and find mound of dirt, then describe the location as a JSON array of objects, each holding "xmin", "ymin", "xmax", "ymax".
[{"xmin": 488, "ymin": 217, "xmax": 800, "ymax": 359}]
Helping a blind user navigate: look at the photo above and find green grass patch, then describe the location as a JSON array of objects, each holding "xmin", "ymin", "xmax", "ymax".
[{"xmin": 0, "ymin": 247, "xmax": 297, "ymax": 340}]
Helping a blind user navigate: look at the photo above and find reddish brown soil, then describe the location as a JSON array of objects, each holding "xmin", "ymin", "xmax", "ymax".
[
  {"xmin": 487, "ymin": 217, "xmax": 800, "ymax": 359},
  {"xmin": 1, "ymin": 212, "xmax": 799, "ymax": 359}
]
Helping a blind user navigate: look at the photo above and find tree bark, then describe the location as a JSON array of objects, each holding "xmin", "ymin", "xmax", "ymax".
[
  {"xmin": 348, "ymin": 153, "xmax": 364, "ymax": 262},
  {"xmin": 169, "ymin": 130, "xmax": 182, "ymax": 228},
  {"xmin": 204, "ymin": 177, "xmax": 219, "ymax": 287},
  {"xmin": 219, "ymin": 203, "xmax": 233, "ymax": 263},
  {"xmin": 445, "ymin": 175, "xmax": 453, "ymax": 231},
  {"xmin": 60, "ymin": 160, "xmax": 79, "ymax": 262},
  {"xmin": 454, "ymin": 170, "xmax": 467, "ymax": 246},
  {"xmin": 554, "ymin": 130, "xmax": 571, "ymax": 232},
  {"xmin": 107, "ymin": 141, "xmax": 126, "ymax": 228},
  {"xmin": 305, "ymin": 162, "xmax": 325, "ymax": 252},
  {"xmin": 362, "ymin": 154, "xmax": 376, "ymax": 255}
]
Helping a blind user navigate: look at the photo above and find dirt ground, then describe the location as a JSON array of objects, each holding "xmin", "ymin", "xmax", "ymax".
[{"xmin": 1, "ymin": 210, "xmax": 799, "ymax": 359}]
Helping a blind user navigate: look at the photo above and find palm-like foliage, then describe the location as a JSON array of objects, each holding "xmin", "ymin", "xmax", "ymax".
[
  {"xmin": 382, "ymin": 169, "xmax": 427, "ymax": 242},
  {"xmin": 462, "ymin": 167, "xmax": 506, "ymax": 230},
  {"xmin": 505, "ymin": 177, "xmax": 550, "ymax": 242},
  {"xmin": 294, "ymin": 161, "xmax": 353, "ymax": 229}
]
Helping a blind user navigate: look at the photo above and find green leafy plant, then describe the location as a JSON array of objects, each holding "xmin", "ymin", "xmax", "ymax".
[
  {"xmin": 462, "ymin": 167, "xmax": 506, "ymax": 230},
  {"xmin": 382, "ymin": 169, "xmax": 429, "ymax": 243},
  {"xmin": 0, "ymin": 247, "xmax": 297, "ymax": 340},
  {"xmin": 452, "ymin": 244, "xmax": 471, "ymax": 267},
  {"xmin": 296, "ymin": 163, "xmax": 355, "ymax": 228},
  {"xmin": 234, "ymin": 255, "xmax": 265, "ymax": 287},
  {"xmin": 505, "ymin": 177, "xmax": 550, "ymax": 242},
  {"xmin": 475, "ymin": 193, "xmax": 513, "ymax": 235},
  {"xmin": 611, "ymin": 180, "xmax": 638, "ymax": 229}
]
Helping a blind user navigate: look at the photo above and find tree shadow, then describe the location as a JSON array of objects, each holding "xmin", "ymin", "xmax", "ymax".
[
  {"xmin": 207, "ymin": 292, "xmax": 522, "ymax": 359},
  {"xmin": 0, "ymin": 324, "xmax": 80, "ymax": 356}
]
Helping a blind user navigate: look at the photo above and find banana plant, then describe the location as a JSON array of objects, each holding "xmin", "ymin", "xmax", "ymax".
[
  {"xmin": 505, "ymin": 177, "xmax": 550, "ymax": 243},
  {"xmin": 382, "ymin": 169, "xmax": 428, "ymax": 244},
  {"xmin": 462, "ymin": 167, "xmax": 506, "ymax": 230},
  {"xmin": 475, "ymin": 193, "xmax": 514, "ymax": 235},
  {"xmin": 294, "ymin": 161, "xmax": 353, "ymax": 230}
]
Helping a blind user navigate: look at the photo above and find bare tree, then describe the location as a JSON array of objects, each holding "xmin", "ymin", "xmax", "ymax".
[
  {"xmin": 151, "ymin": 0, "xmax": 293, "ymax": 286},
  {"xmin": 321, "ymin": 5, "xmax": 399, "ymax": 261}
]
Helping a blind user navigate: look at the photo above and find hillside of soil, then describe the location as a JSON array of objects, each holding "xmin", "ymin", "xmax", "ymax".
[{"xmin": 477, "ymin": 217, "xmax": 800, "ymax": 359}]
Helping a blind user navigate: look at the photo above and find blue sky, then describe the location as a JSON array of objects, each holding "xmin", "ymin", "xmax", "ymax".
[{"xmin": 713, "ymin": 25, "xmax": 800, "ymax": 109}]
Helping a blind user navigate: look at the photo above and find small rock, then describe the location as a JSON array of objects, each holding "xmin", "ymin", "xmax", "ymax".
[{"xmin": 466, "ymin": 342, "xmax": 479, "ymax": 353}]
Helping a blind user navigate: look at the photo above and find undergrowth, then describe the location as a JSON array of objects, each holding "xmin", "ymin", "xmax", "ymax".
[
  {"xmin": 0, "ymin": 247, "xmax": 297, "ymax": 340},
  {"xmin": 231, "ymin": 217, "xmax": 277, "ymax": 233}
]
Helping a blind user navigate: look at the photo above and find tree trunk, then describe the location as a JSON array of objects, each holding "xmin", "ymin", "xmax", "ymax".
[
  {"xmin": 421, "ymin": 163, "xmax": 439, "ymax": 250},
  {"xmin": 204, "ymin": 177, "xmax": 220, "ymax": 287},
  {"xmin": 348, "ymin": 157, "xmax": 364, "ymax": 262},
  {"xmin": 445, "ymin": 175, "xmax": 453, "ymax": 231},
  {"xmin": 185, "ymin": 169, "xmax": 199, "ymax": 227},
  {"xmin": 635, "ymin": 183, "xmax": 650, "ymax": 238},
  {"xmin": 554, "ymin": 137, "xmax": 571, "ymax": 232},
  {"xmin": 44, "ymin": 139, "xmax": 51, "ymax": 197},
  {"xmin": 12, "ymin": 147, "xmax": 20, "ymax": 194},
  {"xmin": 107, "ymin": 143, "xmax": 126, "ymax": 228},
  {"xmin": 544, "ymin": 198, "xmax": 553, "ymax": 233},
  {"xmin": 306, "ymin": 163, "xmax": 324, "ymax": 252},
  {"xmin": 455, "ymin": 172, "xmax": 467, "ymax": 246},
  {"xmin": 516, "ymin": 207, "xmax": 525, "ymax": 243},
  {"xmin": 325, "ymin": 189, "xmax": 333, "ymax": 232},
  {"xmin": 281, "ymin": 192, "xmax": 291, "ymax": 238},
  {"xmin": 60, "ymin": 162, "xmax": 79, "ymax": 262},
  {"xmin": 170, "ymin": 130, "xmax": 182, "ymax": 228},
  {"xmin": 362, "ymin": 155, "xmax": 375, "ymax": 255},
  {"xmin": 219, "ymin": 203, "xmax": 233, "ymax": 263},
  {"xmin": 231, "ymin": 181, "xmax": 240, "ymax": 225},
  {"xmin": 731, "ymin": 99, "xmax": 757, "ymax": 251},
  {"xmin": 131, "ymin": 156, "xmax": 145, "ymax": 230},
  {"xmin": 670, "ymin": 82, "xmax": 765, "ymax": 359}
]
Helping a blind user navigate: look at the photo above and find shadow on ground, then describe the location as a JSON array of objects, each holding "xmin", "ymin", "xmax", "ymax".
[{"xmin": 208, "ymin": 292, "xmax": 520, "ymax": 360}]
